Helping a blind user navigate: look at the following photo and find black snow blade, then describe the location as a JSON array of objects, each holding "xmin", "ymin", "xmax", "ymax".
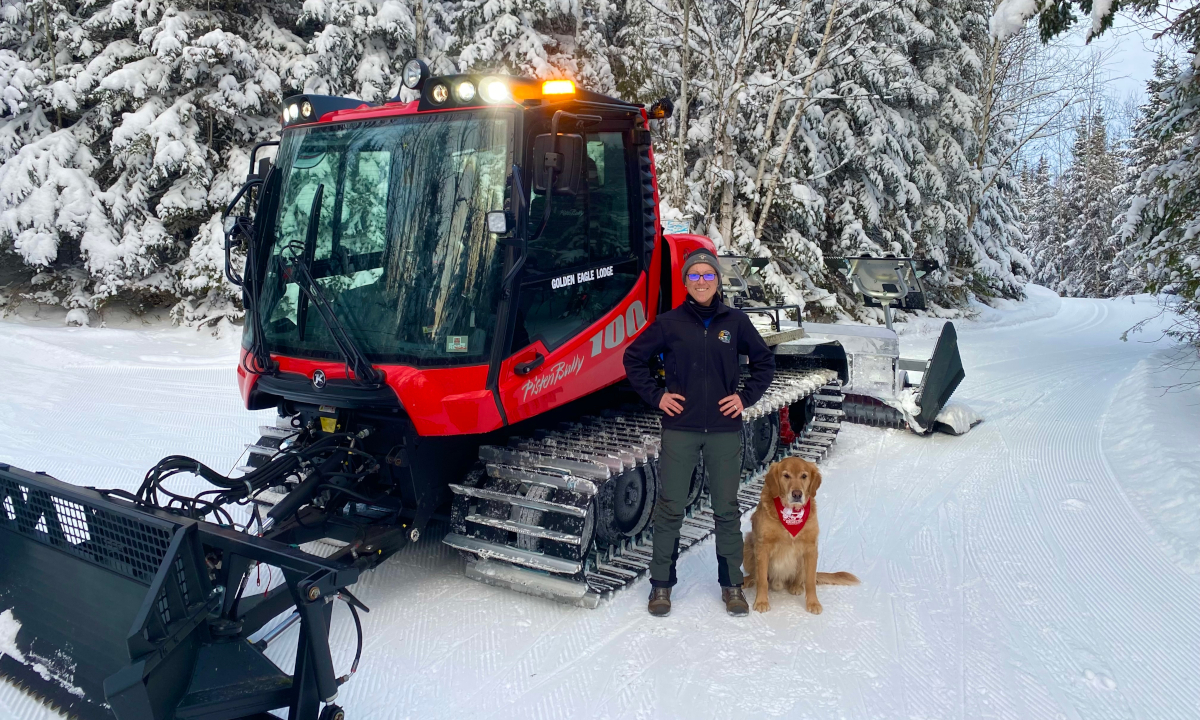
[
  {"xmin": 915, "ymin": 322, "xmax": 965, "ymax": 430},
  {"xmin": 0, "ymin": 464, "xmax": 361, "ymax": 720}
]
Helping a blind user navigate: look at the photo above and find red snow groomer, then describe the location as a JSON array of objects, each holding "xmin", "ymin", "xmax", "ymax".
[{"xmin": 0, "ymin": 60, "xmax": 963, "ymax": 720}]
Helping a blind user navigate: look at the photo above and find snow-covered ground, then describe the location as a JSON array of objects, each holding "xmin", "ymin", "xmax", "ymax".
[{"xmin": 3, "ymin": 288, "xmax": 1200, "ymax": 720}]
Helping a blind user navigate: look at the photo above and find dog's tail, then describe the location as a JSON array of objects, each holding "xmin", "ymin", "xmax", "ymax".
[{"xmin": 816, "ymin": 571, "xmax": 860, "ymax": 585}]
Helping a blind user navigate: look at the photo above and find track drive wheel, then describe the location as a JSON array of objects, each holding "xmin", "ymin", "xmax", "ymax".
[
  {"xmin": 741, "ymin": 410, "xmax": 780, "ymax": 471},
  {"xmin": 596, "ymin": 464, "xmax": 658, "ymax": 544}
]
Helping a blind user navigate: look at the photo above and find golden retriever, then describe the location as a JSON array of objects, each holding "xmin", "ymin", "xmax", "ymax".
[{"xmin": 743, "ymin": 456, "xmax": 859, "ymax": 613}]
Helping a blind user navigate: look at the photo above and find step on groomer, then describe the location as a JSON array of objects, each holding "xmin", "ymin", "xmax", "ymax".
[{"xmin": 623, "ymin": 248, "xmax": 775, "ymax": 617}]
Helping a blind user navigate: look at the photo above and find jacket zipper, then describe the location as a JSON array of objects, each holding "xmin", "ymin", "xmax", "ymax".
[{"xmin": 703, "ymin": 324, "xmax": 708, "ymax": 433}]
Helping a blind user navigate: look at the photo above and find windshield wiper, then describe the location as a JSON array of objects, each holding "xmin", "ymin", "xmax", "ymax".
[{"xmin": 288, "ymin": 184, "xmax": 385, "ymax": 386}]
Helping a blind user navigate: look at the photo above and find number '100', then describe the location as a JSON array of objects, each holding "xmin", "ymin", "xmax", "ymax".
[{"xmin": 588, "ymin": 300, "xmax": 646, "ymax": 357}]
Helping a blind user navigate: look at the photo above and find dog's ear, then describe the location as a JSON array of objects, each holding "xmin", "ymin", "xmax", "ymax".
[
  {"xmin": 763, "ymin": 463, "xmax": 780, "ymax": 500},
  {"xmin": 811, "ymin": 466, "xmax": 822, "ymax": 495}
]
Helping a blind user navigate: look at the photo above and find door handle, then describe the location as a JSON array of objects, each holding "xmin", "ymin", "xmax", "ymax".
[{"xmin": 514, "ymin": 353, "xmax": 545, "ymax": 376}]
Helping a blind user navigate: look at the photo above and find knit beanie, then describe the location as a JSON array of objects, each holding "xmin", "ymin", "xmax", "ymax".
[{"xmin": 681, "ymin": 249, "xmax": 722, "ymax": 285}]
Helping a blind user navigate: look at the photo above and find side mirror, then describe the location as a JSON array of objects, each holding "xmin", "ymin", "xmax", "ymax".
[
  {"xmin": 487, "ymin": 210, "xmax": 512, "ymax": 235},
  {"xmin": 532, "ymin": 133, "xmax": 584, "ymax": 196},
  {"xmin": 253, "ymin": 157, "xmax": 273, "ymax": 181},
  {"xmin": 223, "ymin": 215, "xmax": 252, "ymax": 244}
]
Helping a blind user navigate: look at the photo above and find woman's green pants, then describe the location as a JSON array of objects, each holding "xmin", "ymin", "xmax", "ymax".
[{"xmin": 649, "ymin": 428, "xmax": 744, "ymax": 588}]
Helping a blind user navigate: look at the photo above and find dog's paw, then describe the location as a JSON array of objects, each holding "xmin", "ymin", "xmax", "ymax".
[
  {"xmin": 743, "ymin": 575, "xmax": 756, "ymax": 589},
  {"xmin": 806, "ymin": 598, "xmax": 823, "ymax": 615},
  {"xmin": 753, "ymin": 597, "xmax": 771, "ymax": 613},
  {"xmin": 786, "ymin": 581, "xmax": 804, "ymax": 595}
]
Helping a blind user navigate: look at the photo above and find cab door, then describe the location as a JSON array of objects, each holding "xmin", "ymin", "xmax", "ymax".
[{"xmin": 498, "ymin": 127, "xmax": 650, "ymax": 423}]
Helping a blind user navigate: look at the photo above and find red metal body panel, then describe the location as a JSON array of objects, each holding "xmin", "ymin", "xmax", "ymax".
[
  {"xmin": 237, "ymin": 350, "xmax": 254, "ymax": 406},
  {"xmin": 238, "ymin": 350, "xmax": 503, "ymax": 435},
  {"xmin": 663, "ymin": 233, "xmax": 718, "ymax": 309},
  {"xmin": 498, "ymin": 274, "xmax": 652, "ymax": 424}
]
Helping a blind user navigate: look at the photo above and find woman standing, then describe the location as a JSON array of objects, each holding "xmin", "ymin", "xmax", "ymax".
[{"xmin": 623, "ymin": 249, "xmax": 775, "ymax": 616}]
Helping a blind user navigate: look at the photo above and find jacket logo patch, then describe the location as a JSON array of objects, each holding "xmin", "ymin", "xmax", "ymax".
[{"xmin": 718, "ymin": 330, "xmax": 731, "ymax": 344}]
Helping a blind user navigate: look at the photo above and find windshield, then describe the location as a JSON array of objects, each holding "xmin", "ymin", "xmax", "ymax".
[{"xmin": 258, "ymin": 111, "xmax": 512, "ymax": 366}]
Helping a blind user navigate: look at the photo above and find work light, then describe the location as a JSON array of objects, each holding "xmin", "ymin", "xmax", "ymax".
[
  {"xmin": 481, "ymin": 78, "xmax": 510, "ymax": 103},
  {"xmin": 429, "ymin": 82, "xmax": 449, "ymax": 105},
  {"xmin": 402, "ymin": 59, "xmax": 429, "ymax": 90},
  {"xmin": 300, "ymin": 101, "xmax": 313, "ymax": 118},
  {"xmin": 455, "ymin": 80, "xmax": 476, "ymax": 102}
]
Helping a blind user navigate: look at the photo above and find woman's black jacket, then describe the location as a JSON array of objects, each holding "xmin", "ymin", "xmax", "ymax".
[{"xmin": 623, "ymin": 299, "xmax": 775, "ymax": 433}]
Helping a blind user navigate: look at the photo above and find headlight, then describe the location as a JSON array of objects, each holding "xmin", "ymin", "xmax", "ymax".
[
  {"xmin": 402, "ymin": 59, "xmax": 429, "ymax": 90},
  {"xmin": 481, "ymin": 78, "xmax": 510, "ymax": 103},
  {"xmin": 300, "ymin": 101, "xmax": 313, "ymax": 118},
  {"xmin": 429, "ymin": 83, "xmax": 449, "ymax": 105},
  {"xmin": 287, "ymin": 103, "xmax": 299, "ymax": 121},
  {"xmin": 455, "ymin": 81, "xmax": 476, "ymax": 102}
]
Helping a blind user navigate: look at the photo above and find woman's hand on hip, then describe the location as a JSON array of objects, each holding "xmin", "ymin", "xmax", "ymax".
[
  {"xmin": 659, "ymin": 392, "xmax": 686, "ymax": 416},
  {"xmin": 719, "ymin": 394, "xmax": 744, "ymax": 418}
]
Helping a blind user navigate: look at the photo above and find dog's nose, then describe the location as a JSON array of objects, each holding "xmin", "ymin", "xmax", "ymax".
[{"xmin": 790, "ymin": 491, "xmax": 804, "ymax": 503}]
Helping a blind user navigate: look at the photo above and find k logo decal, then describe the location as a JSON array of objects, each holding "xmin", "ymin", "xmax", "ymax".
[{"xmin": 718, "ymin": 329, "xmax": 731, "ymax": 344}]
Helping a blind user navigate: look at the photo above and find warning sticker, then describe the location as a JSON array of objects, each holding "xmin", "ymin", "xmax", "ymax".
[{"xmin": 447, "ymin": 335, "xmax": 469, "ymax": 353}]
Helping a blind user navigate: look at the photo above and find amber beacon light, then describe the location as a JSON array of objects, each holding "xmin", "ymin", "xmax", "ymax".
[{"xmin": 541, "ymin": 79, "xmax": 576, "ymax": 96}]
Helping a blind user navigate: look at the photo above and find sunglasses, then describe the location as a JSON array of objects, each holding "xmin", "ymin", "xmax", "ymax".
[{"xmin": 686, "ymin": 273, "xmax": 717, "ymax": 282}]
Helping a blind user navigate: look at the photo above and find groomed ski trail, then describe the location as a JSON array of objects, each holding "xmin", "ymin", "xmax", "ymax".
[{"xmin": 1, "ymin": 290, "xmax": 1198, "ymax": 719}]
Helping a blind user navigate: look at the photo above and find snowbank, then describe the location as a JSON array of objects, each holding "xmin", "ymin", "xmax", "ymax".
[
  {"xmin": 1103, "ymin": 351, "xmax": 1200, "ymax": 574},
  {"xmin": 964, "ymin": 283, "xmax": 1062, "ymax": 328},
  {"xmin": 934, "ymin": 401, "xmax": 983, "ymax": 435}
]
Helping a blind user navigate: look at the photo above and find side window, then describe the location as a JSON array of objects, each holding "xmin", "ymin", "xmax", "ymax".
[
  {"xmin": 267, "ymin": 149, "xmax": 337, "ymax": 329},
  {"xmin": 516, "ymin": 131, "xmax": 638, "ymax": 351}
]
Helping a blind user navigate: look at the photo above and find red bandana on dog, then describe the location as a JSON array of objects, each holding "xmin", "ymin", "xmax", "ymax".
[{"xmin": 774, "ymin": 497, "xmax": 810, "ymax": 537}]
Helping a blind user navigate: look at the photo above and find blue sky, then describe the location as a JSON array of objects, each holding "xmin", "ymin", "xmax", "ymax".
[
  {"xmin": 1019, "ymin": 10, "xmax": 1187, "ymax": 172},
  {"xmin": 1082, "ymin": 12, "xmax": 1184, "ymax": 104}
]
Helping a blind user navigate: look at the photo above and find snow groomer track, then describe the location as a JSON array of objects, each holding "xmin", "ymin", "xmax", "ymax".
[{"xmin": 444, "ymin": 368, "xmax": 842, "ymax": 606}]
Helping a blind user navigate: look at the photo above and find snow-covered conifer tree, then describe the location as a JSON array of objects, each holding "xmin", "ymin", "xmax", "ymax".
[
  {"xmin": 1051, "ymin": 112, "xmax": 1121, "ymax": 297},
  {"xmin": 0, "ymin": 0, "xmax": 1036, "ymax": 326}
]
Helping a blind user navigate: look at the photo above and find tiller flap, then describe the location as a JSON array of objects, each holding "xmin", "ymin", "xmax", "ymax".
[{"xmin": 915, "ymin": 321, "xmax": 966, "ymax": 430}]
